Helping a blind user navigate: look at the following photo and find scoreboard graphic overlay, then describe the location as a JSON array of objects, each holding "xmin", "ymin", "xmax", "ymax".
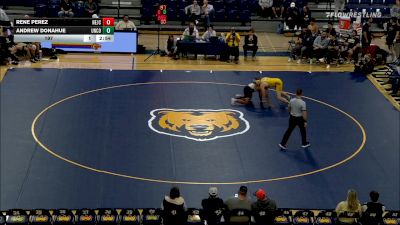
[{"xmin": 14, "ymin": 18, "xmax": 115, "ymax": 43}]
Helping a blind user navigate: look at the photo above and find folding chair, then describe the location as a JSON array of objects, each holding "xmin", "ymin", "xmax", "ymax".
[
  {"xmin": 186, "ymin": 208, "xmax": 202, "ymax": 225},
  {"xmin": 75, "ymin": 209, "xmax": 96, "ymax": 225},
  {"xmin": 337, "ymin": 211, "xmax": 360, "ymax": 224},
  {"xmin": 29, "ymin": 209, "xmax": 52, "ymax": 225},
  {"xmin": 119, "ymin": 209, "xmax": 141, "ymax": 225},
  {"xmin": 6, "ymin": 210, "xmax": 29, "ymax": 225},
  {"xmin": 227, "ymin": 208, "xmax": 251, "ymax": 225},
  {"xmin": 292, "ymin": 210, "xmax": 314, "ymax": 225},
  {"xmin": 383, "ymin": 211, "xmax": 400, "ymax": 225},
  {"xmin": 252, "ymin": 208, "xmax": 276, "ymax": 225},
  {"xmin": 97, "ymin": 209, "xmax": 119, "ymax": 225},
  {"xmin": 142, "ymin": 208, "xmax": 162, "ymax": 225},
  {"xmin": 52, "ymin": 209, "xmax": 74, "ymax": 225},
  {"xmin": 273, "ymin": 209, "xmax": 292, "ymax": 225},
  {"xmin": 315, "ymin": 210, "xmax": 336, "ymax": 225}
]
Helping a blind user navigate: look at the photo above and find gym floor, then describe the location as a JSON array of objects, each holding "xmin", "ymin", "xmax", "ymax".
[{"xmin": 1, "ymin": 68, "xmax": 399, "ymax": 210}]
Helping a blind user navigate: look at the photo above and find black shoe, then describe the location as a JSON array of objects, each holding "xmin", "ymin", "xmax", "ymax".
[
  {"xmin": 50, "ymin": 56, "xmax": 58, "ymax": 60},
  {"xmin": 301, "ymin": 142, "xmax": 311, "ymax": 148},
  {"xmin": 11, "ymin": 61, "xmax": 19, "ymax": 65},
  {"xmin": 30, "ymin": 58, "xmax": 37, "ymax": 63}
]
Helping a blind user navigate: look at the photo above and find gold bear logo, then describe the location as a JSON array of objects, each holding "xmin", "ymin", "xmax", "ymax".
[{"xmin": 148, "ymin": 109, "xmax": 250, "ymax": 141}]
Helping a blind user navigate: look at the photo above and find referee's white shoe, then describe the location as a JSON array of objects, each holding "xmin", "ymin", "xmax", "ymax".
[{"xmin": 301, "ymin": 142, "xmax": 311, "ymax": 148}]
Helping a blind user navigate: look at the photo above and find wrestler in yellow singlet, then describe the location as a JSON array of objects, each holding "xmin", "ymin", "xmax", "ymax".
[{"xmin": 256, "ymin": 77, "xmax": 290, "ymax": 105}]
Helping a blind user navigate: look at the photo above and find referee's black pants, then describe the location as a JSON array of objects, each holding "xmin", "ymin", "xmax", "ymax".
[{"xmin": 280, "ymin": 115, "xmax": 307, "ymax": 146}]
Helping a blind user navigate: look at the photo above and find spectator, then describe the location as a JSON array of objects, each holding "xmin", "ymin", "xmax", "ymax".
[
  {"xmin": 251, "ymin": 189, "xmax": 277, "ymax": 225},
  {"xmin": 285, "ymin": 2, "xmax": 299, "ymax": 30},
  {"xmin": 361, "ymin": 191, "xmax": 385, "ymax": 224},
  {"xmin": 161, "ymin": 187, "xmax": 187, "ymax": 225},
  {"xmin": 259, "ymin": 0, "xmax": 274, "ymax": 18},
  {"xmin": 289, "ymin": 27, "xmax": 306, "ymax": 61},
  {"xmin": 243, "ymin": 28, "xmax": 258, "ymax": 60},
  {"xmin": 386, "ymin": 17, "xmax": 399, "ymax": 62},
  {"xmin": 58, "ymin": 0, "xmax": 74, "ymax": 17},
  {"xmin": 322, "ymin": 33, "xmax": 339, "ymax": 68},
  {"xmin": 325, "ymin": 21, "xmax": 337, "ymax": 36},
  {"xmin": 224, "ymin": 186, "xmax": 252, "ymax": 223},
  {"xmin": 165, "ymin": 35, "xmax": 177, "ymax": 57},
  {"xmin": 334, "ymin": 0, "xmax": 345, "ymax": 15},
  {"xmin": 0, "ymin": 8, "xmax": 9, "ymax": 21},
  {"xmin": 201, "ymin": 0, "xmax": 214, "ymax": 29},
  {"xmin": 301, "ymin": 6, "xmax": 311, "ymax": 28},
  {"xmin": 115, "ymin": 15, "xmax": 136, "ymax": 31},
  {"xmin": 391, "ymin": 0, "xmax": 400, "ymax": 18},
  {"xmin": 335, "ymin": 189, "xmax": 362, "ymax": 224},
  {"xmin": 307, "ymin": 18, "xmax": 319, "ymax": 36},
  {"xmin": 84, "ymin": 0, "xmax": 98, "ymax": 18},
  {"xmin": 225, "ymin": 27, "xmax": 241, "ymax": 63},
  {"xmin": 272, "ymin": 0, "xmax": 284, "ymax": 18},
  {"xmin": 295, "ymin": 28, "xmax": 314, "ymax": 63},
  {"xmin": 201, "ymin": 187, "xmax": 226, "ymax": 225},
  {"xmin": 185, "ymin": 0, "xmax": 201, "ymax": 24},
  {"xmin": 362, "ymin": 17, "xmax": 373, "ymax": 48},
  {"xmin": 312, "ymin": 31, "xmax": 329, "ymax": 63},
  {"xmin": 202, "ymin": 25, "xmax": 217, "ymax": 41},
  {"xmin": 341, "ymin": 30, "xmax": 361, "ymax": 63},
  {"xmin": 182, "ymin": 22, "xmax": 199, "ymax": 40}
]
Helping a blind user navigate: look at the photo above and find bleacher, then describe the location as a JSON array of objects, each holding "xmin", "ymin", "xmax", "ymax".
[
  {"xmin": 3, "ymin": 0, "xmax": 395, "ymax": 33},
  {"xmin": 1, "ymin": 208, "xmax": 400, "ymax": 225}
]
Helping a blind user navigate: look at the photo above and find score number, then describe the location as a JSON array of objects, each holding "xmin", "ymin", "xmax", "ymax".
[
  {"xmin": 102, "ymin": 18, "xmax": 115, "ymax": 34},
  {"xmin": 156, "ymin": 5, "xmax": 167, "ymax": 25}
]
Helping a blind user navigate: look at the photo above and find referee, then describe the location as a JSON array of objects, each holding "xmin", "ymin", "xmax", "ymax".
[{"xmin": 279, "ymin": 88, "xmax": 310, "ymax": 150}]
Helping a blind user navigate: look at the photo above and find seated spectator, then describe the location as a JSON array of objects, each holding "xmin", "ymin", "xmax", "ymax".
[
  {"xmin": 325, "ymin": 21, "xmax": 337, "ymax": 36},
  {"xmin": 301, "ymin": 6, "xmax": 311, "ymax": 28},
  {"xmin": 202, "ymin": 25, "xmax": 217, "ymax": 41},
  {"xmin": 201, "ymin": 187, "xmax": 226, "ymax": 225},
  {"xmin": 354, "ymin": 53, "xmax": 375, "ymax": 75},
  {"xmin": 390, "ymin": 0, "xmax": 400, "ymax": 18},
  {"xmin": 289, "ymin": 27, "xmax": 307, "ymax": 61},
  {"xmin": 259, "ymin": 0, "xmax": 273, "ymax": 19},
  {"xmin": 115, "ymin": 15, "xmax": 136, "ymax": 31},
  {"xmin": 84, "ymin": 0, "xmax": 98, "ymax": 18},
  {"xmin": 58, "ymin": 0, "xmax": 74, "ymax": 17},
  {"xmin": 251, "ymin": 189, "xmax": 277, "ymax": 225},
  {"xmin": 243, "ymin": 28, "xmax": 258, "ymax": 60},
  {"xmin": 341, "ymin": 30, "xmax": 361, "ymax": 63},
  {"xmin": 224, "ymin": 186, "xmax": 252, "ymax": 223},
  {"xmin": 185, "ymin": 0, "xmax": 201, "ymax": 24},
  {"xmin": 335, "ymin": 189, "xmax": 362, "ymax": 224},
  {"xmin": 361, "ymin": 191, "xmax": 385, "ymax": 224},
  {"xmin": 386, "ymin": 17, "xmax": 399, "ymax": 62},
  {"xmin": 182, "ymin": 22, "xmax": 199, "ymax": 40},
  {"xmin": 312, "ymin": 31, "xmax": 329, "ymax": 62},
  {"xmin": 201, "ymin": 0, "xmax": 214, "ymax": 29},
  {"xmin": 161, "ymin": 187, "xmax": 187, "ymax": 225},
  {"xmin": 322, "ymin": 33, "xmax": 339, "ymax": 68},
  {"xmin": 362, "ymin": 17, "xmax": 373, "ymax": 49},
  {"xmin": 285, "ymin": 2, "xmax": 300, "ymax": 30},
  {"xmin": 165, "ymin": 35, "xmax": 177, "ymax": 57},
  {"xmin": 308, "ymin": 18, "xmax": 319, "ymax": 36},
  {"xmin": 225, "ymin": 27, "xmax": 241, "ymax": 63},
  {"xmin": 272, "ymin": 0, "xmax": 284, "ymax": 18},
  {"xmin": 301, "ymin": 29, "xmax": 315, "ymax": 61}
]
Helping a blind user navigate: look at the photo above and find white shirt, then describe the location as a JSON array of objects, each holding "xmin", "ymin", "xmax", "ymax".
[{"xmin": 115, "ymin": 20, "xmax": 136, "ymax": 31}]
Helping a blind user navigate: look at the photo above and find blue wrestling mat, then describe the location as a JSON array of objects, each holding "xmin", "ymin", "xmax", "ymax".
[{"xmin": 1, "ymin": 68, "xmax": 399, "ymax": 210}]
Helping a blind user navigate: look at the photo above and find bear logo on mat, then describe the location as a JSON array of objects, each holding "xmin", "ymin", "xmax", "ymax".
[{"xmin": 148, "ymin": 109, "xmax": 250, "ymax": 141}]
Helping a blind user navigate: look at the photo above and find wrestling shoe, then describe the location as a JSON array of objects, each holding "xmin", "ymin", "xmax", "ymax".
[
  {"xmin": 301, "ymin": 142, "xmax": 311, "ymax": 148},
  {"xmin": 279, "ymin": 143, "xmax": 287, "ymax": 150}
]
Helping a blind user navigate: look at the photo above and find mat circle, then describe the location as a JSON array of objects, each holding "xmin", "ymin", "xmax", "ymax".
[{"xmin": 31, "ymin": 81, "xmax": 366, "ymax": 185}]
